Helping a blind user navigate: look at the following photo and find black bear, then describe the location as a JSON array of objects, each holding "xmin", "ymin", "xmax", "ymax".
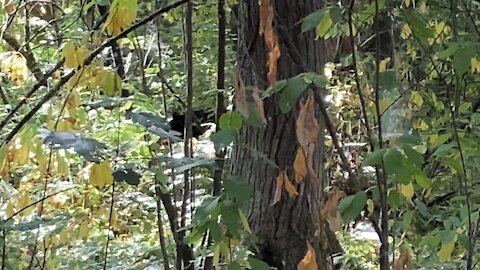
[{"xmin": 168, "ymin": 109, "xmax": 215, "ymax": 138}]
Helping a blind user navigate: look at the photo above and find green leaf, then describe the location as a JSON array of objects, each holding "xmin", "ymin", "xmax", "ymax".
[
  {"xmin": 211, "ymin": 128, "xmax": 238, "ymax": 152},
  {"xmin": 453, "ymin": 44, "xmax": 476, "ymax": 76},
  {"xmin": 378, "ymin": 70, "xmax": 397, "ymax": 93},
  {"xmin": 192, "ymin": 196, "xmax": 220, "ymax": 224},
  {"xmin": 209, "ymin": 221, "xmax": 223, "ymax": 243},
  {"xmin": 270, "ymin": 79, "xmax": 288, "ymax": 93},
  {"xmin": 248, "ymin": 256, "xmax": 272, "ymax": 270},
  {"xmin": 187, "ymin": 221, "xmax": 209, "ymax": 244},
  {"xmin": 397, "ymin": 134, "xmax": 422, "ymax": 145},
  {"xmin": 403, "ymin": 146, "xmax": 424, "ymax": 168},
  {"xmin": 312, "ymin": 73, "xmax": 329, "ymax": 88},
  {"xmin": 223, "ymin": 175, "xmax": 251, "ymax": 205},
  {"xmin": 219, "ymin": 111, "xmax": 243, "ymax": 132},
  {"xmin": 414, "ymin": 171, "xmax": 431, "ymax": 189},
  {"xmin": 388, "ymin": 190, "xmax": 402, "ymax": 210},
  {"xmin": 243, "ymin": 103, "xmax": 266, "ymax": 128},
  {"xmin": 384, "ymin": 149, "xmax": 403, "ymax": 175},
  {"xmin": 339, "ymin": 191, "xmax": 367, "ymax": 223},
  {"xmin": 315, "ymin": 9, "xmax": 333, "ymax": 38},
  {"xmin": 403, "ymin": 10, "xmax": 435, "ymax": 38},
  {"xmin": 279, "ymin": 75, "xmax": 308, "ymax": 113},
  {"xmin": 430, "ymin": 133, "xmax": 451, "ymax": 149},
  {"xmin": 414, "ymin": 198, "xmax": 431, "ymax": 218},
  {"xmin": 221, "ymin": 203, "xmax": 240, "ymax": 232},
  {"xmin": 437, "ymin": 43, "xmax": 460, "ymax": 59},
  {"xmin": 228, "ymin": 262, "xmax": 243, "ymax": 270},
  {"xmin": 433, "ymin": 143, "xmax": 455, "ymax": 157},
  {"xmin": 363, "ymin": 149, "xmax": 386, "ymax": 166},
  {"xmin": 301, "ymin": 9, "xmax": 327, "ymax": 33}
]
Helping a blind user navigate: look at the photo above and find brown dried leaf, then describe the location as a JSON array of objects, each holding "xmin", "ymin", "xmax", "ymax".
[
  {"xmin": 234, "ymin": 70, "xmax": 249, "ymax": 117},
  {"xmin": 252, "ymin": 87, "xmax": 267, "ymax": 124},
  {"xmin": 293, "ymin": 148, "xmax": 308, "ymax": 183},
  {"xmin": 3, "ymin": 0, "xmax": 15, "ymax": 14},
  {"xmin": 320, "ymin": 191, "xmax": 343, "ymax": 219},
  {"xmin": 283, "ymin": 173, "xmax": 299, "ymax": 199},
  {"xmin": 297, "ymin": 242, "xmax": 317, "ymax": 270},
  {"xmin": 328, "ymin": 211, "xmax": 342, "ymax": 232},
  {"xmin": 272, "ymin": 170, "xmax": 285, "ymax": 205},
  {"xmin": 296, "ymin": 91, "xmax": 319, "ymax": 151},
  {"xmin": 392, "ymin": 246, "xmax": 413, "ymax": 270}
]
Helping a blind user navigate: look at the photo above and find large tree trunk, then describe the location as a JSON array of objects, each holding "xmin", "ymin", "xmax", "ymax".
[{"xmin": 231, "ymin": 1, "xmax": 340, "ymax": 269}]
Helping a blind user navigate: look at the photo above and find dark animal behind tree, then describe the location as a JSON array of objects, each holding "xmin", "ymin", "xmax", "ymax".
[{"xmin": 168, "ymin": 109, "xmax": 215, "ymax": 138}]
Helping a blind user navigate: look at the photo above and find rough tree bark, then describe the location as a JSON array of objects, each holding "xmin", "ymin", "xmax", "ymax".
[{"xmin": 231, "ymin": 1, "xmax": 341, "ymax": 269}]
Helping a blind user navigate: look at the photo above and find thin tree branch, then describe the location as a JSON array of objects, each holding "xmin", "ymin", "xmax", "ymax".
[{"xmin": 0, "ymin": 0, "xmax": 191, "ymax": 147}]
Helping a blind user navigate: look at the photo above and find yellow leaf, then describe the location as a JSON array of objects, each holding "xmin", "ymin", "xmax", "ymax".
[
  {"xmin": 410, "ymin": 91, "xmax": 423, "ymax": 106},
  {"xmin": 213, "ymin": 244, "xmax": 220, "ymax": 269},
  {"xmin": 293, "ymin": 148, "xmax": 308, "ymax": 183},
  {"xmin": 58, "ymin": 230, "xmax": 70, "ymax": 245},
  {"xmin": 89, "ymin": 160, "xmax": 113, "ymax": 188},
  {"xmin": 399, "ymin": 182, "xmax": 414, "ymax": 203},
  {"xmin": 438, "ymin": 234, "xmax": 457, "ymax": 263},
  {"xmin": 297, "ymin": 242, "xmax": 317, "ymax": 270},
  {"xmin": 56, "ymin": 151, "xmax": 69, "ymax": 176},
  {"xmin": 66, "ymin": 89, "xmax": 80, "ymax": 116},
  {"xmin": 401, "ymin": 24, "xmax": 412, "ymax": 39},
  {"xmin": 103, "ymin": 0, "xmax": 138, "ymax": 36},
  {"xmin": 238, "ymin": 209, "xmax": 252, "ymax": 234},
  {"xmin": 0, "ymin": 52, "xmax": 29, "ymax": 84},
  {"xmin": 0, "ymin": 144, "xmax": 9, "ymax": 176},
  {"xmin": 79, "ymin": 220, "xmax": 90, "ymax": 239},
  {"xmin": 61, "ymin": 42, "xmax": 89, "ymax": 69},
  {"xmin": 367, "ymin": 199, "xmax": 374, "ymax": 215},
  {"xmin": 283, "ymin": 175, "xmax": 299, "ymax": 199},
  {"xmin": 14, "ymin": 143, "xmax": 29, "ymax": 165},
  {"xmin": 379, "ymin": 58, "xmax": 391, "ymax": 72},
  {"xmin": 471, "ymin": 57, "xmax": 480, "ymax": 73},
  {"xmin": 56, "ymin": 119, "xmax": 74, "ymax": 132},
  {"xmin": 5, "ymin": 201, "xmax": 15, "ymax": 218},
  {"xmin": 17, "ymin": 192, "xmax": 34, "ymax": 216},
  {"xmin": 102, "ymin": 70, "xmax": 123, "ymax": 96}
]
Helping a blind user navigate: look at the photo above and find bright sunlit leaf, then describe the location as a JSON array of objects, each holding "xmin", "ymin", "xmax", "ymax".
[{"xmin": 89, "ymin": 159, "xmax": 114, "ymax": 188}]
